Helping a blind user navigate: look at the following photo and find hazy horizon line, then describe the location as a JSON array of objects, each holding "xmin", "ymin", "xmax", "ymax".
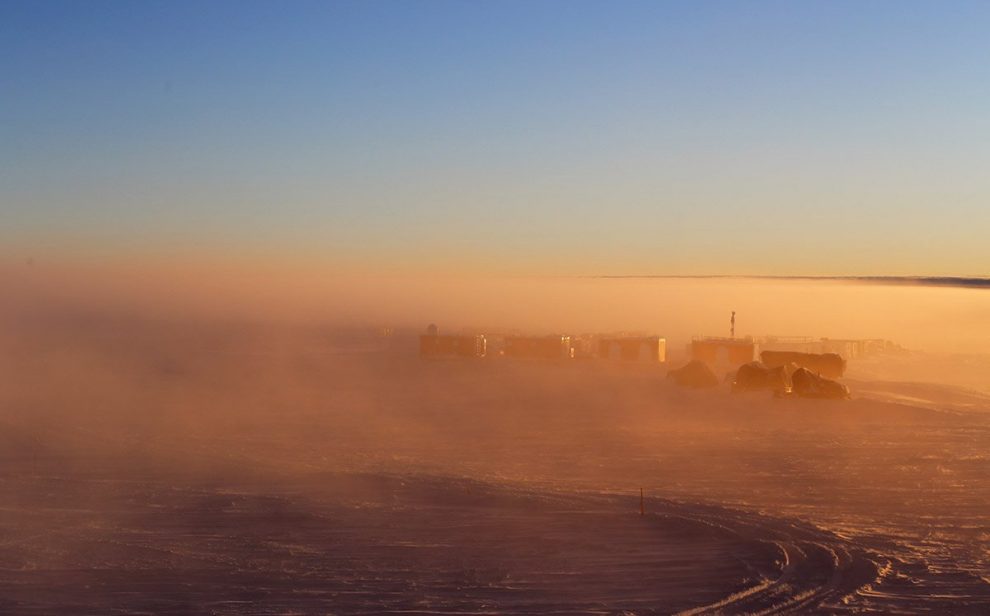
[{"xmin": 585, "ymin": 275, "xmax": 990, "ymax": 289}]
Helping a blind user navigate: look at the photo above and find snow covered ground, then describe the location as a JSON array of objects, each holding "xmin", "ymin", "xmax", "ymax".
[
  {"xmin": 0, "ymin": 467, "xmax": 846, "ymax": 615},
  {"xmin": 2, "ymin": 327, "xmax": 989, "ymax": 613}
]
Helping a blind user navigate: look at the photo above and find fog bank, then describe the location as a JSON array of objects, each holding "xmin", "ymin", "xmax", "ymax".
[{"xmin": 3, "ymin": 262, "xmax": 989, "ymax": 354}]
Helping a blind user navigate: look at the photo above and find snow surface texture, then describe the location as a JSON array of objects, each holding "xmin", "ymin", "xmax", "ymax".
[{"xmin": 2, "ymin": 321, "xmax": 990, "ymax": 613}]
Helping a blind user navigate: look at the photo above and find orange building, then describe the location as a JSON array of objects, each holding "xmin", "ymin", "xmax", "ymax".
[
  {"xmin": 419, "ymin": 334, "xmax": 486, "ymax": 358},
  {"xmin": 598, "ymin": 336, "xmax": 666, "ymax": 362},
  {"xmin": 691, "ymin": 337, "xmax": 756, "ymax": 368},
  {"xmin": 503, "ymin": 336, "xmax": 572, "ymax": 360}
]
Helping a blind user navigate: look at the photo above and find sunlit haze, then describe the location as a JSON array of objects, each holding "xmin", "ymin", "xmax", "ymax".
[{"xmin": 3, "ymin": 2, "xmax": 990, "ymax": 614}]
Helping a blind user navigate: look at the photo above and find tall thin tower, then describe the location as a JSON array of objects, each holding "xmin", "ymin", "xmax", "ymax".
[{"xmin": 730, "ymin": 311, "xmax": 736, "ymax": 339}]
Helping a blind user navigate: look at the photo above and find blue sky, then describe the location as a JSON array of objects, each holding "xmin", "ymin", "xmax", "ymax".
[{"xmin": 3, "ymin": 1, "xmax": 989, "ymax": 275}]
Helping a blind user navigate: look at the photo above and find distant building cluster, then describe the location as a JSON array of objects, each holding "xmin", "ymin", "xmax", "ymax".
[
  {"xmin": 418, "ymin": 326, "xmax": 898, "ymax": 366},
  {"xmin": 414, "ymin": 318, "xmax": 900, "ymax": 393},
  {"xmin": 419, "ymin": 326, "xmax": 666, "ymax": 363},
  {"xmin": 410, "ymin": 313, "xmax": 903, "ymax": 403},
  {"xmin": 687, "ymin": 335, "xmax": 900, "ymax": 369}
]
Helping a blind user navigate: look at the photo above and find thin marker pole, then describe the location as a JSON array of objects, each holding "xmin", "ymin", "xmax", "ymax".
[{"xmin": 640, "ymin": 488, "xmax": 645, "ymax": 516}]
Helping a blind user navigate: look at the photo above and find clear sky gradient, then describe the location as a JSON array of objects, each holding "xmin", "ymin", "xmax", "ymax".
[{"xmin": 3, "ymin": 1, "xmax": 989, "ymax": 276}]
